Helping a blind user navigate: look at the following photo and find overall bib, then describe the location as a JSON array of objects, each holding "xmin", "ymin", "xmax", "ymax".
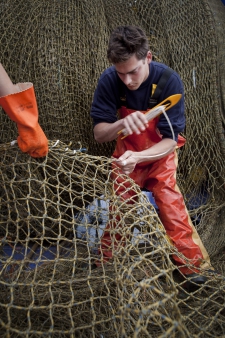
[{"xmin": 100, "ymin": 106, "xmax": 211, "ymax": 275}]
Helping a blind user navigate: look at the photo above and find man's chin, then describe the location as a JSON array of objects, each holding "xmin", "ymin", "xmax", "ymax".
[{"xmin": 127, "ymin": 84, "xmax": 139, "ymax": 90}]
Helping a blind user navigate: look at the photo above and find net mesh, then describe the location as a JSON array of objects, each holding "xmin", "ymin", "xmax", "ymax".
[{"xmin": 0, "ymin": 0, "xmax": 225, "ymax": 337}]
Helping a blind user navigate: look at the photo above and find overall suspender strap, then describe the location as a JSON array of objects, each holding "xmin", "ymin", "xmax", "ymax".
[
  {"xmin": 118, "ymin": 78, "xmax": 127, "ymax": 107},
  {"xmin": 148, "ymin": 67, "xmax": 174, "ymax": 109}
]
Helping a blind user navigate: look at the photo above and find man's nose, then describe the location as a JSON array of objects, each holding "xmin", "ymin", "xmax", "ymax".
[{"xmin": 123, "ymin": 74, "xmax": 132, "ymax": 86}]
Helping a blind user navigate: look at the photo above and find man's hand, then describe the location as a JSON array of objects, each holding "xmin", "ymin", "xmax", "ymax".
[
  {"xmin": 115, "ymin": 150, "xmax": 138, "ymax": 175},
  {"xmin": 114, "ymin": 138, "xmax": 177, "ymax": 175},
  {"xmin": 93, "ymin": 111, "xmax": 149, "ymax": 143},
  {"xmin": 123, "ymin": 111, "xmax": 149, "ymax": 136}
]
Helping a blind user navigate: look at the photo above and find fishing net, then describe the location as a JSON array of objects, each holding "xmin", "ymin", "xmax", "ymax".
[
  {"xmin": 0, "ymin": 141, "xmax": 224, "ymax": 337},
  {"xmin": 0, "ymin": 0, "xmax": 225, "ymax": 337}
]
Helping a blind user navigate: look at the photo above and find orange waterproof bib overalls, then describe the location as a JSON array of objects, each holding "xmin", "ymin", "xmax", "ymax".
[{"xmin": 99, "ymin": 105, "xmax": 211, "ymax": 275}]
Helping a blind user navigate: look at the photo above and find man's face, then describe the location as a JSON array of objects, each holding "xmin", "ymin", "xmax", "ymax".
[{"xmin": 115, "ymin": 51, "xmax": 152, "ymax": 90}]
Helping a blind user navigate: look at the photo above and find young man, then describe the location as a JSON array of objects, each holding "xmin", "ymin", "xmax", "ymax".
[
  {"xmin": 90, "ymin": 25, "xmax": 212, "ymax": 288},
  {"xmin": 0, "ymin": 63, "xmax": 48, "ymax": 158}
]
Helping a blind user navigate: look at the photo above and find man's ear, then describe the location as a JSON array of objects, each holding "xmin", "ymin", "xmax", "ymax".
[{"xmin": 146, "ymin": 51, "xmax": 152, "ymax": 64}]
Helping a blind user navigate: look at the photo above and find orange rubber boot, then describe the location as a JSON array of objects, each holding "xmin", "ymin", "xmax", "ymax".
[{"xmin": 0, "ymin": 65, "xmax": 48, "ymax": 158}]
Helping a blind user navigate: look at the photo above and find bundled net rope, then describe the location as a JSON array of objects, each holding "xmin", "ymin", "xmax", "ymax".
[
  {"xmin": 0, "ymin": 0, "xmax": 225, "ymax": 337},
  {"xmin": 0, "ymin": 141, "xmax": 224, "ymax": 337}
]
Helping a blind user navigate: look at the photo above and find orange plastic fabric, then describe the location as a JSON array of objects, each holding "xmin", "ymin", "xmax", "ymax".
[
  {"xmin": 0, "ymin": 84, "xmax": 48, "ymax": 157},
  {"xmin": 99, "ymin": 106, "xmax": 210, "ymax": 275}
]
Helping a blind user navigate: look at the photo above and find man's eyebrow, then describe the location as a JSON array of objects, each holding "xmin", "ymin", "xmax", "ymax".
[{"xmin": 116, "ymin": 66, "xmax": 138, "ymax": 75}]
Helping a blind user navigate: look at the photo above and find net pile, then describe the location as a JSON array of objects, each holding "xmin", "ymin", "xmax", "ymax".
[
  {"xmin": 0, "ymin": 141, "xmax": 224, "ymax": 337},
  {"xmin": 0, "ymin": 0, "xmax": 225, "ymax": 337}
]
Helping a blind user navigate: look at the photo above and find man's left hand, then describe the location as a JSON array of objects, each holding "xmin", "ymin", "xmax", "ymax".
[{"xmin": 115, "ymin": 150, "xmax": 137, "ymax": 175}]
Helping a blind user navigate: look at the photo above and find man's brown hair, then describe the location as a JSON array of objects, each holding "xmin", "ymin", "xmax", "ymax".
[{"xmin": 107, "ymin": 25, "xmax": 149, "ymax": 64}]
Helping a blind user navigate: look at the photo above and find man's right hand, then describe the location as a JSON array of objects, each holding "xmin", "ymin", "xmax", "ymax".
[
  {"xmin": 122, "ymin": 111, "xmax": 149, "ymax": 136},
  {"xmin": 93, "ymin": 111, "xmax": 149, "ymax": 143}
]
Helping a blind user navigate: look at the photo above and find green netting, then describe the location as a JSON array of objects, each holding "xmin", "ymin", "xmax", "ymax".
[
  {"xmin": 0, "ymin": 141, "xmax": 225, "ymax": 337},
  {"xmin": 0, "ymin": 0, "xmax": 225, "ymax": 337}
]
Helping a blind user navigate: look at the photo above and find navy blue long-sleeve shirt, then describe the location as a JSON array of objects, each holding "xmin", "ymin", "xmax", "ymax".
[{"xmin": 90, "ymin": 61, "xmax": 185, "ymax": 141}]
